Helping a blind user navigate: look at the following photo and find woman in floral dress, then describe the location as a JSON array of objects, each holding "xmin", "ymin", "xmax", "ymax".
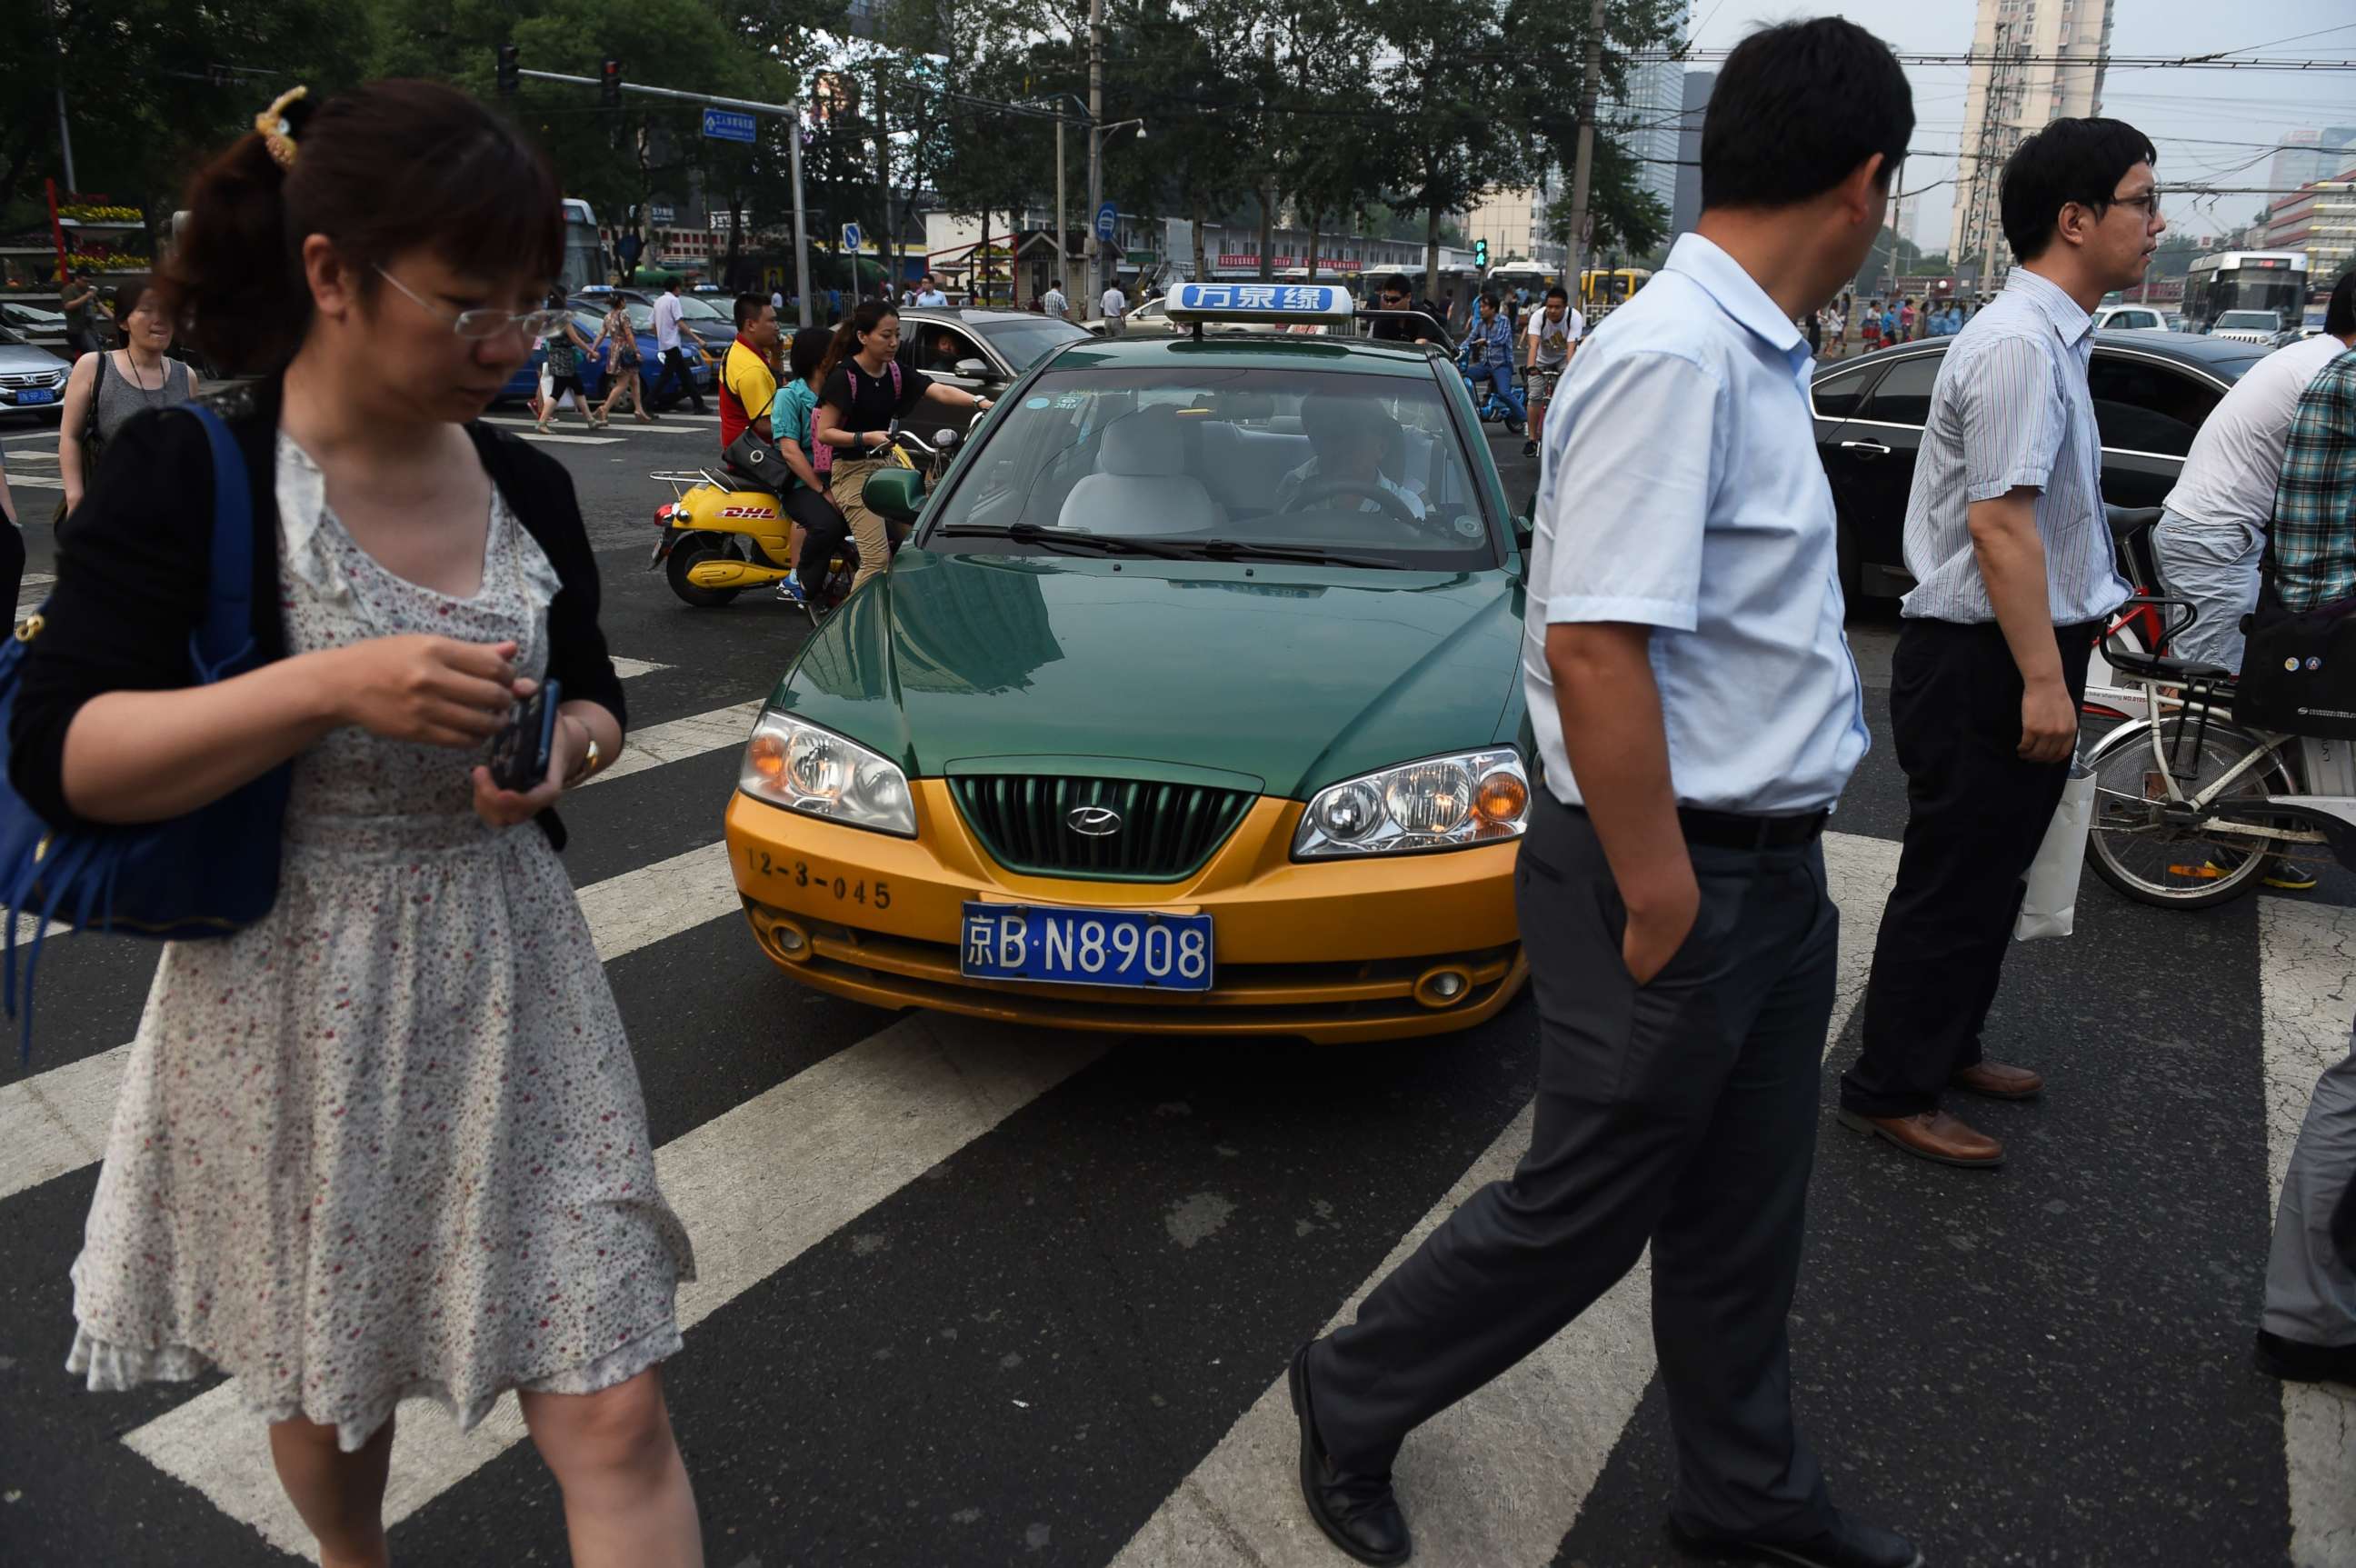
[{"xmin": 11, "ymin": 83, "xmax": 700, "ymax": 1568}]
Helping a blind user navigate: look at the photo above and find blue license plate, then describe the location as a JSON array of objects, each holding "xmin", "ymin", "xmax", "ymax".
[
  {"xmin": 14, "ymin": 389, "xmax": 54, "ymax": 404},
  {"xmin": 959, "ymin": 903, "xmax": 1213, "ymax": 992}
]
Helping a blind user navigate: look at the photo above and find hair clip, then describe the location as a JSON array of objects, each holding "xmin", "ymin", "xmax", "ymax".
[{"xmin": 255, "ymin": 85, "xmax": 311, "ymax": 169}]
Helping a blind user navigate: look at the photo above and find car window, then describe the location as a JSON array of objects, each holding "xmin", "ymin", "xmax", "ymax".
[
  {"xmin": 1812, "ymin": 362, "xmax": 1879, "ymax": 421},
  {"xmin": 2217, "ymin": 311, "xmax": 2281, "ymax": 332},
  {"xmin": 972, "ymin": 317, "xmax": 1093, "ymax": 371},
  {"xmin": 902, "ymin": 323, "xmax": 988, "ymax": 376},
  {"xmin": 1853, "ymin": 354, "xmax": 1941, "ymax": 426},
  {"xmin": 924, "ymin": 365, "xmax": 1497, "ymax": 571},
  {"xmin": 0, "ymin": 324, "xmax": 25, "ymax": 347},
  {"xmin": 2088, "ymin": 353, "xmax": 2221, "ymax": 457}
]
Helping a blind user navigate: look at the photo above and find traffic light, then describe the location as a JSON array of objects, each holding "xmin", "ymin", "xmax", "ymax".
[
  {"xmin": 600, "ymin": 58, "xmax": 623, "ymax": 108},
  {"xmin": 496, "ymin": 45, "xmax": 518, "ymax": 98},
  {"xmin": 1474, "ymin": 237, "xmax": 1489, "ymax": 269}
]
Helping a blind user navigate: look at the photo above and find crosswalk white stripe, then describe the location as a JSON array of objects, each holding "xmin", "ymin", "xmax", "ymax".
[
  {"xmin": 480, "ymin": 414, "xmax": 707, "ymax": 437},
  {"xmin": 0, "ymin": 838, "xmax": 742, "ymax": 1207},
  {"xmin": 607, "ymin": 655, "xmax": 672, "ymax": 681},
  {"xmin": 7, "ymin": 474, "xmax": 63, "ymax": 489},
  {"xmin": 516, "ymin": 432, "xmax": 621, "ymax": 447},
  {"xmin": 584, "ymin": 699, "xmax": 763, "ymax": 786},
  {"xmin": 2253, "ymin": 900, "xmax": 2356, "ymax": 1568},
  {"xmin": 122, "ymin": 1016, "xmax": 1107, "ymax": 1555},
  {"xmin": 1112, "ymin": 830, "xmax": 1903, "ymax": 1568}
]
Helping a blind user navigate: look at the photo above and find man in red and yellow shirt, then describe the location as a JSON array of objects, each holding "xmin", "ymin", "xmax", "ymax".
[{"xmin": 719, "ymin": 294, "xmax": 782, "ymax": 450}]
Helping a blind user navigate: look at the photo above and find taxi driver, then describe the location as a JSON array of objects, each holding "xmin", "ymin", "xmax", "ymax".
[{"xmin": 1273, "ymin": 392, "xmax": 1428, "ymax": 519}]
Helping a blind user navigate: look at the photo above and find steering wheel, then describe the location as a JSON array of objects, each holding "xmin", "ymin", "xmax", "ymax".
[{"xmin": 1281, "ymin": 476, "xmax": 1422, "ymax": 527}]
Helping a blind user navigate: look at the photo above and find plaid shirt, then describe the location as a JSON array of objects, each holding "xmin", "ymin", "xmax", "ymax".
[{"xmin": 2271, "ymin": 347, "xmax": 2356, "ymax": 613}]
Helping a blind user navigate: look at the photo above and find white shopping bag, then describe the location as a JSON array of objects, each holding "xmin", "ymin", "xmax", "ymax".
[{"xmin": 2014, "ymin": 760, "xmax": 2096, "ymax": 941}]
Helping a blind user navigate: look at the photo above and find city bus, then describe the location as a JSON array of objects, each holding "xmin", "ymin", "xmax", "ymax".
[
  {"xmin": 560, "ymin": 198, "xmax": 609, "ymax": 294},
  {"xmin": 1580, "ymin": 266, "xmax": 1652, "ymax": 314},
  {"xmin": 2181, "ymin": 250, "xmax": 2306, "ymax": 335},
  {"xmin": 1485, "ymin": 261, "xmax": 1558, "ymax": 298}
]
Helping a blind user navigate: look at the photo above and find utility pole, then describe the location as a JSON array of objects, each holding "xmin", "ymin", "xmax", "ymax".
[
  {"xmin": 1562, "ymin": 0, "xmax": 1607, "ymax": 305},
  {"xmin": 1055, "ymin": 116, "xmax": 1068, "ymax": 292},
  {"xmin": 788, "ymin": 115, "xmax": 812, "ymax": 325},
  {"xmin": 49, "ymin": 0, "xmax": 76, "ymax": 193},
  {"xmin": 1086, "ymin": 0, "xmax": 1104, "ymax": 308}
]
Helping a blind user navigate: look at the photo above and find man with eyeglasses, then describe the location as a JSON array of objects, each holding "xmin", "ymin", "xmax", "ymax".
[{"xmin": 1839, "ymin": 119, "xmax": 2162, "ymax": 1171}]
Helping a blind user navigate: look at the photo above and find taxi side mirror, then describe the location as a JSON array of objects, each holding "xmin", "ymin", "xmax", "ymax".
[{"xmin": 864, "ymin": 465, "xmax": 925, "ymax": 524}]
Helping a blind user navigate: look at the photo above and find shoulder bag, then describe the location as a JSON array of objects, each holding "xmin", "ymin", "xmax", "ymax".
[{"xmin": 0, "ymin": 403, "xmax": 292, "ymax": 1058}]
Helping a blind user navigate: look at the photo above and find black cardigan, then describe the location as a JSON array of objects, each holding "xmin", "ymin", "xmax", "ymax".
[{"xmin": 10, "ymin": 377, "xmax": 624, "ymax": 844}]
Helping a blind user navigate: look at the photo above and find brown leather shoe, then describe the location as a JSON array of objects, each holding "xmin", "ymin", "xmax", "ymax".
[
  {"xmin": 1950, "ymin": 1060, "xmax": 2043, "ymax": 1100},
  {"xmin": 1836, "ymin": 1107, "xmax": 2005, "ymax": 1167}
]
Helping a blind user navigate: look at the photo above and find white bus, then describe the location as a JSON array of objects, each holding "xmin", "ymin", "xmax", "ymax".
[
  {"xmin": 2181, "ymin": 250, "xmax": 2306, "ymax": 336},
  {"xmin": 560, "ymin": 198, "xmax": 608, "ymax": 294}
]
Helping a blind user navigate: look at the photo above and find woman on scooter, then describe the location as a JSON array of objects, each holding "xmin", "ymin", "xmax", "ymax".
[
  {"xmin": 812, "ymin": 301, "xmax": 989, "ymax": 594},
  {"xmin": 773, "ymin": 325, "xmax": 854, "ymax": 605}
]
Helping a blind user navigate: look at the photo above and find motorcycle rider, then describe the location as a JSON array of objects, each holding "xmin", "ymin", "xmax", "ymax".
[
  {"xmin": 1459, "ymin": 292, "xmax": 1526, "ymax": 434},
  {"xmin": 720, "ymin": 294, "xmax": 815, "ymax": 604}
]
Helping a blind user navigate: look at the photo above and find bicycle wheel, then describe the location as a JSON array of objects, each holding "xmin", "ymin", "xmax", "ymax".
[{"xmin": 2084, "ymin": 715, "xmax": 2296, "ymax": 908}]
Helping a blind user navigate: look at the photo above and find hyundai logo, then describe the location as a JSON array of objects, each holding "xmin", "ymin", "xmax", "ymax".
[{"xmin": 1066, "ymin": 804, "xmax": 1123, "ymax": 837}]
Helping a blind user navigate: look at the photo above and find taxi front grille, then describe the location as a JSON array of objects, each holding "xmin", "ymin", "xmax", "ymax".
[{"xmin": 949, "ymin": 775, "xmax": 1253, "ymax": 882}]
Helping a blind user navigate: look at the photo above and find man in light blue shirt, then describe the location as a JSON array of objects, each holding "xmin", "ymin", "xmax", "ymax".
[
  {"xmin": 1291, "ymin": 21, "xmax": 1922, "ymax": 1568},
  {"xmin": 1841, "ymin": 118, "xmax": 2161, "ymax": 1168}
]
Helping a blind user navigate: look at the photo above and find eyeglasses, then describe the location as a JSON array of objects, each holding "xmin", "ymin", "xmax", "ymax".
[
  {"xmin": 2108, "ymin": 189, "xmax": 2163, "ymax": 220},
  {"xmin": 372, "ymin": 265, "xmax": 569, "ymax": 340}
]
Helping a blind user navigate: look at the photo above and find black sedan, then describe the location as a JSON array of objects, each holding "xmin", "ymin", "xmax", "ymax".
[
  {"xmin": 890, "ymin": 307, "xmax": 1093, "ymax": 435},
  {"xmin": 1812, "ymin": 330, "xmax": 2271, "ymax": 601}
]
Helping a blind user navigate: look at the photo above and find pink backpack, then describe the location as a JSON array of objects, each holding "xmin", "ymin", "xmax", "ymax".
[{"xmin": 813, "ymin": 360, "xmax": 902, "ymax": 477}]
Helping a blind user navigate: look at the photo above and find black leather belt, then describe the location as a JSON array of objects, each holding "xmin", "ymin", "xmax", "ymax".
[
  {"xmin": 1676, "ymin": 805, "xmax": 1829, "ymax": 850},
  {"xmin": 1559, "ymin": 799, "xmax": 1828, "ymax": 851}
]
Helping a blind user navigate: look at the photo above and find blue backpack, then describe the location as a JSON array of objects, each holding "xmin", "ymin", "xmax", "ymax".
[{"xmin": 0, "ymin": 403, "xmax": 292, "ymax": 1059}]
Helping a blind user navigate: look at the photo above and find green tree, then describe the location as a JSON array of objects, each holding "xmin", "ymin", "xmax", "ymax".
[{"xmin": 2, "ymin": 0, "xmax": 366, "ymax": 244}]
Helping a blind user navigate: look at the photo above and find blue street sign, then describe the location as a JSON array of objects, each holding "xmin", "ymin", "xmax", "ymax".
[
  {"xmin": 841, "ymin": 222, "xmax": 862, "ymax": 252},
  {"xmin": 702, "ymin": 107, "xmax": 757, "ymax": 145},
  {"xmin": 1093, "ymin": 202, "xmax": 1117, "ymax": 243}
]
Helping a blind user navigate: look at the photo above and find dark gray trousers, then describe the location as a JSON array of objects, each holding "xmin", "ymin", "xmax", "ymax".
[{"xmin": 1306, "ymin": 792, "xmax": 1839, "ymax": 1541}]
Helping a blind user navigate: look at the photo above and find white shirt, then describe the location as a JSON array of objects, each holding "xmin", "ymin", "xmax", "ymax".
[
  {"xmin": 1526, "ymin": 233, "xmax": 1868, "ymax": 814},
  {"xmin": 1043, "ymin": 288, "xmax": 1068, "ymax": 320},
  {"xmin": 652, "ymin": 291, "xmax": 684, "ymax": 353},
  {"xmin": 2162, "ymin": 332, "xmax": 2350, "ymax": 534},
  {"xmin": 915, "ymin": 288, "xmax": 949, "ymax": 307},
  {"xmin": 1102, "ymin": 287, "xmax": 1126, "ymax": 317},
  {"xmin": 1525, "ymin": 307, "xmax": 1582, "ymax": 366},
  {"xmin": 1897, "ymin": 268, "xmax": 2129, "ymax": 626},
  {"xmin": 1273, "ymin": 458, "xmax": 1427, "ymax": 518}
]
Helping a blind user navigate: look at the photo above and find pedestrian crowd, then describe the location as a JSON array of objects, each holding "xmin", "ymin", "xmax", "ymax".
[{"xmin": 5, "ymin": 23, "xmax": 2353, "ymax": 1568}]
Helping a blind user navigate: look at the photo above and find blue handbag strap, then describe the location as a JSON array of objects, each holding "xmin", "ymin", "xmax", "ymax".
[{"xmin": 184, "ymin": 404, "xmax": 256, "ymax": 678}]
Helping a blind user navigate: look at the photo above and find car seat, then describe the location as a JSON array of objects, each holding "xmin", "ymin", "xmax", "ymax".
[{"xmin": 1058, "ymin": 407, "xmax": 1226, "ymax": 534}]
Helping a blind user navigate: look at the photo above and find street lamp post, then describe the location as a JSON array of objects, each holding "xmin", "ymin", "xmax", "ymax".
[{"xmin": 1086, "ymin": 0, "xmax": 1104, "ymax": 307}]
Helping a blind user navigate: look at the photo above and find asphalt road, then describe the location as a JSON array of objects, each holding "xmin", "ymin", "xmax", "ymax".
[{"xmin": 1, "ymin": 407, "xmax": 2351, "ymax": 1568}]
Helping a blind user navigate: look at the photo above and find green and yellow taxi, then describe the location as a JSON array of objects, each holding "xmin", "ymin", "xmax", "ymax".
[{"xmin": 724, "ymin": 284, "xmax": 1534, "ymax": 1041}]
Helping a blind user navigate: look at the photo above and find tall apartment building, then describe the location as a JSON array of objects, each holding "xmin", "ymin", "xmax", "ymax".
[
  {"xmin": 2269, "ymin": 129, "xmax": 2356, "ymax": 207},
  {"xmin": 1463, "ymin": 181, "xmax": 1562, "ymax": 266},
  {"xmin": 1948, "ymin": 0, "xmax": 2114, "ymax": 284},
  {"xmin": 1670, "ymin": 71, "xmax": 1715, "ymax": 241},
  {"xmin": 1601, "ymin": 0, "xmax": 1692, "ymax": 223}
]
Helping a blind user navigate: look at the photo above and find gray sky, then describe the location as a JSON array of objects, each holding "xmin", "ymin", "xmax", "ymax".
[{"xmin": 1688, "ymin": 0, "xmax": 2356, "ymax": 252}]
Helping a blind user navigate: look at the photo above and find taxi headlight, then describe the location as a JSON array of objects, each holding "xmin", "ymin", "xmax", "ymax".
[
  {"xmin": 739, "ymin": 710, "xmax": 915, "ymax": 836},
  {"xmin": 1293, "ymin": 749, "xmax": 1528, "ymax": 858}
]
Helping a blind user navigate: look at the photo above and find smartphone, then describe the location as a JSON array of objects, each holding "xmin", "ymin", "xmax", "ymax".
[{"xmin": 487, "ymin": 679, "xmax": 561, "ymax": 792}]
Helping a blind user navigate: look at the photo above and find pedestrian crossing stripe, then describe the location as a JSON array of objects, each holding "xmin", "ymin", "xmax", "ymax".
[{"xmin": 0, "ymin": 664, "xmax": 2350, "ymax": 1563}]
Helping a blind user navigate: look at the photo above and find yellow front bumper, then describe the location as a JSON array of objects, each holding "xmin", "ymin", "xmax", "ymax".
[{"xmin": 723, "ymin": 781, "xmax": 1526, "ymax": 1043}]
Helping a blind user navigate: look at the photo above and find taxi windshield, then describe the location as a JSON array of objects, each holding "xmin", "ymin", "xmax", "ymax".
[{"xmin": 924, "ymin": 365, "xmax": 1499, "ymax": 571}]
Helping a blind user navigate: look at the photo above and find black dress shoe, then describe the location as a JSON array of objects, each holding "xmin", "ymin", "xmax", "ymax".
[
  {"xmin": 2255, "ymin": 1328, "xmax": 2356, "ymax": 1385},
  {"xmin": 1288, "ymin": 1342, "xmax": 1411, "ymax": 1566},
  {"xmin": 1671, "ymin": 1510, "xmax": 1922, "ymax": 1568}
]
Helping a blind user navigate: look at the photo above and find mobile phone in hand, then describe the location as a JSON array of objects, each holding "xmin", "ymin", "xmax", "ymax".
[{"xmin": 487, "ymin": 679, "xmax": 561, "ymax": 792}]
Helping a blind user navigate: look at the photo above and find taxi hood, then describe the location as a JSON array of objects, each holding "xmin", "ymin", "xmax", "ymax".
[{"xmin": 773, "ymin": 550, "xmax": 1524, "ymax": 799}]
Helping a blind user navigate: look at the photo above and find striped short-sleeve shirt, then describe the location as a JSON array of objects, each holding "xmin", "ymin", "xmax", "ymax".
[{"xmin": 1897, "ymin": 268, "xmax": 2130, "ymax": 625}]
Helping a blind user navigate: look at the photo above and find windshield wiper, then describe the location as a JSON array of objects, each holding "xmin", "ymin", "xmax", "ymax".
[
  {"xmin": 1180, "ymin": 538, "xmax": 1397, "ymax": 568},
  {"xmin": 939, "ymin": 523, "xmax": 1200, "ymax": 560}
]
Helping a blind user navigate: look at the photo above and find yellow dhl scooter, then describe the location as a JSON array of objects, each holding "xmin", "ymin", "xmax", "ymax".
[{"xmin": 647, "ymin": 425, "xmax": 959, "ymax": 611}]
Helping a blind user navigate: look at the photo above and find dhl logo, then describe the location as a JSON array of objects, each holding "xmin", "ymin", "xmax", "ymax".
[{"xmin": 715, "ymin": 505, "xmax": 777, "ymax": 519}]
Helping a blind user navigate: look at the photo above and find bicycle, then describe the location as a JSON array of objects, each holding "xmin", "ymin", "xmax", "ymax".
[
  {"xmin": 2082, "ymin": 590, "xmax": 2356, "ymax": 908},
  {"xmin": 1457, "ymin": 354, "xmax": 1525, "ymax": 434},
  {"xmin": 1521, "ymin": 365, "xmax": 1561, "ymax": 458}
]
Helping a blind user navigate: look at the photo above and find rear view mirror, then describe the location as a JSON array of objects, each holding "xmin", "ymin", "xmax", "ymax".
[
  {"xmin": 953, "ymin": 358, "xmax": 990, "ymax": 377},
  {"xmin": 863, "ymin": 465, "xmax": 925, "ymax": 523}
]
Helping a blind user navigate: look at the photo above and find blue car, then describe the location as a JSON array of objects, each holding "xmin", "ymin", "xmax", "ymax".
[{"xmin": 501, "ymin": 301, "xmax": 715, "ymax": 407}]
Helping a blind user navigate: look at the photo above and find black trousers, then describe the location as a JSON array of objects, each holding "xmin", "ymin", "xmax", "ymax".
[
  {"xmin": 786, "ymin": 484, "xmax": 850, "ymax": 582},
  {"xmin": 649, "ymin": 346, "xmax": 706, "ymax": 412},
  {"xmin": 1840, "ymin": 616, "xmax": 2097, "ymax": 1119},
  {"xmin": 1307, "ymin": 791, "xmax": 1839, "ymax": 1541}
]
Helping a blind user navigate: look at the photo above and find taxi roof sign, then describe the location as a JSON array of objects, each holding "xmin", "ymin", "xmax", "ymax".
[{"xmin": 1163, "ymin": 281, "xmax": 1355, "ymax": 327}]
